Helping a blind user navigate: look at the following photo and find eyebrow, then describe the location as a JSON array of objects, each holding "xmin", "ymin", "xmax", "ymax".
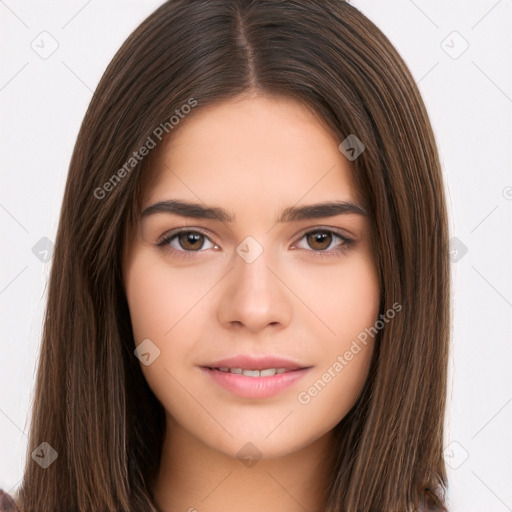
[{"xmin": 141, "ymin": 199, "xmax": 367, "ymax": 223}]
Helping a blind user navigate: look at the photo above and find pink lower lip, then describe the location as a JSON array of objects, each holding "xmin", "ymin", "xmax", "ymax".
[{"xmin": 200, "ymin": 367, "xmax": 311, "ymax": 399}]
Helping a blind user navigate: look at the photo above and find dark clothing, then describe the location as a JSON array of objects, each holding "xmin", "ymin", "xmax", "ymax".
[{"xmin": 0, "ymin": 490, "xmax": 19, "ymax": 512}]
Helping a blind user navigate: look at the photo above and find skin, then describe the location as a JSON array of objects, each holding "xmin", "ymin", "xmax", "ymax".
[{"xmin": 122, "ymin": 92, "xmax": 380, "ymax": 512}]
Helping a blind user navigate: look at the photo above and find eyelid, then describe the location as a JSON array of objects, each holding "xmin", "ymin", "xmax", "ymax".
[
  {"xmin": 294, "ymin": 225, "xmax": 354, "ymax": 242},
  {"xmin": 155, "ymin": 226, "xmax": 216, "ymax": 247}
]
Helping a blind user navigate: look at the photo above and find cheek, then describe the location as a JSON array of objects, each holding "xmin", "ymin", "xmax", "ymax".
[
  {"xmin": 294, "ymin": 252, "xmax": 380, "ymax": 342},
  {"xmin": 123, "ymin": 254, "xmax": 198, "ymax": 413},
  {"xmin": 292, "ymin": 254, "xmax": 379, "ymax": 417},
  {"xmin": 124, "ymin": 254, "xmax": 211, "ymax": 342},
  {"xmin": 123, "ymin": 252, "xmax": 219, "ymax": 385},
  {"xmin": 124, "ymin": 265, "xmax": 165, "ymax": 342}
]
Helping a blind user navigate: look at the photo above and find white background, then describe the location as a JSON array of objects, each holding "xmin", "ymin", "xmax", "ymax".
[{"xmin": 1, "ymin": 1, "xmax": 511, "ymax": 511}]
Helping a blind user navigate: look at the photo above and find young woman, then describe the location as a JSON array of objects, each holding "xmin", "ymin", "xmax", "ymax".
[{"xmin": 1, "ymin": 0, "xmax": 450, "ymax": 510}]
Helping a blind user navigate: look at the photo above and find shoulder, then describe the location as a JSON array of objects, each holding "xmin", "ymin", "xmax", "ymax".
[{"xmin": 0, "ymin": 490, "xmax": 20, "ymax": 512}]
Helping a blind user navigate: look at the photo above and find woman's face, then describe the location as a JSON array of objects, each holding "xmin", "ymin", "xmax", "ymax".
[{"xmin": 123, "ymin": 93, "xmax": 380, "ymax": 459}]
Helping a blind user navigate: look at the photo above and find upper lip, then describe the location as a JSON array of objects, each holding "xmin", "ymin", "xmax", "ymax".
[{"xmin": 201, "ymin": 355, "xmax": 309, "ymax": 371}]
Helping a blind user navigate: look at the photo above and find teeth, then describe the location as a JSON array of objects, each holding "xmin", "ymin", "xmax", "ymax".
[
  {"xmin": 260, "ymin": 368, "xmax": 287, "ymax": 376},
  {"xmin": 214, "ymin": 367, "xmax": 289, "ymax": 377}
]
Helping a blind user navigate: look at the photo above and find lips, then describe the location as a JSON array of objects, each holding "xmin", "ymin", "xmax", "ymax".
[
  {"xmin": 199, "ymin": 355, "xmax": 312, "ymax": 399},
  {"xmin": 201, "ymin": 355, "xmax": 308, "ymax": 372}
]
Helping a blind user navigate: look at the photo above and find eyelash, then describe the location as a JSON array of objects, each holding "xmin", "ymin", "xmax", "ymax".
[{"xmin": 155, "ymin": 227, "xmax": 354, "ymax": 259}]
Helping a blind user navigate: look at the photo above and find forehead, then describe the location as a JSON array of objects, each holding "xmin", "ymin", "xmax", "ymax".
[{"xmin": 141, "ymin": 94, "xmax": 360, "ymax": 213}]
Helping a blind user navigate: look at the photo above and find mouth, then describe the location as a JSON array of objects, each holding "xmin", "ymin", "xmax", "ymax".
[
  {"xmin": 204, "ymin": 366, "xmax": 294, "ymax": 377},
  {"xmin": 199, "ymin": 356, "xmax": 312, "ymax": 398}
]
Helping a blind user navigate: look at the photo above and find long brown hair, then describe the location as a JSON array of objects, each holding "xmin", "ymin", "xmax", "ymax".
[{"xmin": 16, "ymin": 1, "xmax": 450, "ymax": 510}]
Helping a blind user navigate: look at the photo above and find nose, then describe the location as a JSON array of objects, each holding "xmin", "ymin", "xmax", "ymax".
[{"xmin": 216, "ymin": 245, "xmax": 293, "ymax": 333}]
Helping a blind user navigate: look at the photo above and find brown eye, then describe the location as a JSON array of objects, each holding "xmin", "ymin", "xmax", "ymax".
[
  {"xmin": 293, "ymin": 228, "xmax": 353, "ymax": 256},
  {"xmin": 306, "ymin": 231, "xmax": 333, "ymax": 251},
  {"xmin": 177, "ymin": 232, "xmax": 205, "ymax": 251},
  {"xmin": 157, "ymin": 230, "xmax": 216, "ymax": 254}
]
